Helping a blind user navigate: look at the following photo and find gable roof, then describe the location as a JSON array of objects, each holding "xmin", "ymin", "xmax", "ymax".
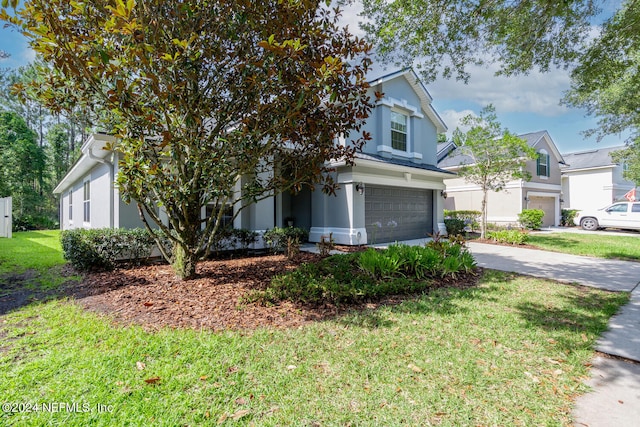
[
  {"xmin": 518, "ymin": 130, "xmax": 565, "ymax": 164},
  {"xmin": 437, "ymin": 130, "xmax": 564, "ymax": 169},
  {"xmin": 561, "ymin": 145, "xmax": 625, "ymax": 171},
  {"xmin": 367, "ymin": 66, "xmax": 448, "ymax": 134}
]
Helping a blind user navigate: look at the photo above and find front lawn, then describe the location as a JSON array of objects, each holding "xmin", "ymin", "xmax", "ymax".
[
  {"xmin": 0, "ymin": 270, "xmax": 627, "ymax": 426},
  {"xmin": 0, "ymin": 231, "xmax": 81, "ymax": 301},
  {"xmin": 527, "ymin": 232, "xmax": 640, "ymax": 261},
  {"xmin": 0, "ymin": 230, "xmax": 66, "ymax": 275}
]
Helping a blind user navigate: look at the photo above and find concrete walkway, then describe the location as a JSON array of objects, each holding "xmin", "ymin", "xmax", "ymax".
[{"xmin": 467, "ymin": 242, "xmax": 640, "ymax": 427}]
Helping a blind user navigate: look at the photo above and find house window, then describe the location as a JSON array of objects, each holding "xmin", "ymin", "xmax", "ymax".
[
  {"xmin": 68, "ymin": 191, "xmax": 73, "ymax": 221},
  {"xmin": 204, "ymin": 203, "xmax": 233, "ymax": 229},
  {"xmin": 391, "ymin": 111, "xmax": 408, "ymax": 151},
  {"xmin": 83, "ymin": 180, "xmax": 90, "ymax": 223},
  {"xmin": 536, "ymin": 151, "xmax": 550, "ymax": 177}
]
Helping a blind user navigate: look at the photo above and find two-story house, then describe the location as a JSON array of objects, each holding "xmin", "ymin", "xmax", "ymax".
[
  {"xmin": 53, "ymin": 67, "xmax": 453, "ymax": 245},
  {"xmin": 561, "ymin": 146, "xmax": 636, "ymax": 211},
  {"xmin": 438, "ymin": 130, "xmax": 565, "ymax": 227}
]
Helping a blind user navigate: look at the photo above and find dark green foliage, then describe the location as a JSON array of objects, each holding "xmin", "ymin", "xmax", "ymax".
[
  {"xmin": 12, "ymin": 214, "xmax": 58, "ymax": 231},
  {"xmin": 263, "ymin": 227, "xmax": 309, "ymax": 257},
  {"xmin": 210, "ymin": 228, "xmax": 259, "ymax": 254},
  {"xmin": 444, "ymin": 210, "xmax": 481, "ymax": 231},
  {"xmin": 252, "ymin": 243, "xmax": 477, "ymax": 305},
  {"xmin": 561, "ymin": 209, "xmax": 579, "ymax": 227},
  {"xmin": 444, "ymin": 218, "xmax": 466, "ymax": 236},
  {"xmin": 486, "ymin": 230, "xmax": 529, "ymax": 245},
  {"xmin": 60, "ymin": 228, "xmax": 156, "ymax": 271},
  {"xmin": 518, "ymin": 209, "xmax": 545, "ymax": 230}
]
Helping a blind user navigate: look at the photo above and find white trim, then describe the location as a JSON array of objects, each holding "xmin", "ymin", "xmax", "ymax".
[
  {"xmin": 339, "ymin": 171, "xmax": 446, "ymax": 190},
  {"xmin": 561, "ymin": 165, "xmax": 616, "ymax": 173},
  {"xmin": 376, "ymin": 144, "xmax": 423, "ymax": 160},
  {"xmin": 349, "ymin": 158, "xmax": 453, "ymax": 180},
  {"xmin": 377, "ymin": 97, "xmax": 424, "ymax": 118},
  {"xmin": 522, "ymin": 181, "xmax": 562, "ymax": 191},
  {"xmin": 309, "ymin": 227, "xmax": 367, "ymax": 245}
]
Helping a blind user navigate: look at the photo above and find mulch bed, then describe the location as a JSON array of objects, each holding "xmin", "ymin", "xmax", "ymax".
[
  {"xmin": 2, "ymin": 252, "xmax": 480, "ymax": 332},
  {"xmin": 75, "ymin": 253, "xmax": 479, "ymax": 332}
]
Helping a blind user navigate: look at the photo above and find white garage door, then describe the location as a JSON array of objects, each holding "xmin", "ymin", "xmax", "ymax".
[{"xmin": 365, "ymin": 185, "xmax": 433, "ymax": 243}]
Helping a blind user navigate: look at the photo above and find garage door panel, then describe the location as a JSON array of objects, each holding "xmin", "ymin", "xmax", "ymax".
[
  {"xmin": 365, "ymin": 185, "xmax": 433, "ymax": 242},
  {"xmin": 528, "ymin": 196, "xmax": 555, "ymax": 227}
]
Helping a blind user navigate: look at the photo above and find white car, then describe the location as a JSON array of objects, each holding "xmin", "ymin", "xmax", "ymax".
[{"xmin": 574, "ymin": 202, "xmax": 640, "ymax": 231}]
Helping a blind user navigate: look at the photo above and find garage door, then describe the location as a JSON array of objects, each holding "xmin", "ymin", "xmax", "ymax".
[
  {"xmin": 528, "ymin": 196, "xmax": 555, "ymax": 227},
  {"xmin": 365, "ymin": 185, "xmax": 433, "ymax": 243}
]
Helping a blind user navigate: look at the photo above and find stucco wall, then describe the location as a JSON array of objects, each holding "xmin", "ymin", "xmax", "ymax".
[
  {"xmin": 359, "ymin": 75, "xmax": 439, "ymax": 166},
  {"xmin": 563, "ymin": 169, "xmax": 614, "ymax": 211},
  {"xmin": 60, "ymin": 162, "xmax": 113, "ymax": 230},
  {"xmin": 525, "ymin": 136, "xmax": 562, "ymax": 186}
]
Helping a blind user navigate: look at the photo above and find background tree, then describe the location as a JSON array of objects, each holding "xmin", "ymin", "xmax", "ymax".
[
  {"xmin": 2, "ymin": 0, "xmax": 373, "ymax": 279},
  {"xmin": 452, "ymin": 105, "xmax": 536, "ymax": 238},
  {"xmin": 0, "ymin": 110, "xmax": 47, "ymax": 218},
  {"xmin": 564, "ymin": 0, "xmax": 640, "ymax": 184},
  {"xmin": 356, "ymin": 0, "xmax": 601, "ymax": 82}
]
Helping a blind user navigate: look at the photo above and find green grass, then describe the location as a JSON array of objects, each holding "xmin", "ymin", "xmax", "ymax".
[
  {"xmin": 0, "ymin": 270, "xmax": 628, "ymax": 426},
  {"xmin": 528, "ymin": 232, "xmax": 640, "ymax": 261},
  {"xmin": 0, "ymin": 230, "xmax": 78, "ymax": 291}
]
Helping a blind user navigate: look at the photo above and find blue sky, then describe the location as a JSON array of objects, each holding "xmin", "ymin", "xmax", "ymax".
[{"xmin": 0, "ymin": 2, "xmax": 629, "ymax": 154}]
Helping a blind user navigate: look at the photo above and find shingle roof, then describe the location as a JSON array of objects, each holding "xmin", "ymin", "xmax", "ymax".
[
  {"xmin": 355, "ymin": 152, "xmax": 455, "ymax": 175},
  {"xmin": 562, "ymin": 145, "xmax": 625, "ymax": 171},
  {"xmin": 437, "ymin": 130, "xmax": 562, "ymax": 168}
]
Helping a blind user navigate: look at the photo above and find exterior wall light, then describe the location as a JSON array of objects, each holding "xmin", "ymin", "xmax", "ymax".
[
  {"xmin": 355, "ymin": 182, "xmax": 365, "ymax": 195},
  {"xmin": 440, "ymin": 190, "xmax": 448, "ymax": 199}
]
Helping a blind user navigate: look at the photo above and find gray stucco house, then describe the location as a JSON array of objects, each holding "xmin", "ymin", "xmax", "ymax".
[
  {"xmin": 53, "ymin": 68, "xmax": 453, "ymax": 244},
  {"xmin": 438, "ymin": 130, "xmax": 565, "ymax": 227}
]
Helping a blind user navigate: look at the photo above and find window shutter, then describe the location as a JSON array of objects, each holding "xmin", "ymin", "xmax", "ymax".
[{"xmin": 536, "ymin": 155, "xmax": 541, "ymax": 176}]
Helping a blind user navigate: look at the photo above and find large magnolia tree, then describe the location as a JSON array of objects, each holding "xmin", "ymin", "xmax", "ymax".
[{"xmin": 1, "ymin": 0, "xmax": 374, "ymax": 279}]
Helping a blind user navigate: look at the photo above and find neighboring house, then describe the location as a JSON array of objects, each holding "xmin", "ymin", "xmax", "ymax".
[
  {"xmin": 560, "ymin": 146, "xmax": 636, "ymax": 212},
  {"xmin": 438, "ymin": 130, "xmax": 565, "ymax": 227},
  {"xmin": 53, "ymin": 67, "xmax": 453, "ymax": 244}
]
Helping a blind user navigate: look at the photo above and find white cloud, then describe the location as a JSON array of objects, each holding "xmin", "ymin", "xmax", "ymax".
[
  {"xmin": 439, "ymin": 109, "xmax": 477, "ymax": 137},
  {"xmin": 429, "ymin": 62, "xmax": 572, "ymax": 117},
  {"xmin": 335, "ymin": 1, "xmax": 367, "ymax": 38}
]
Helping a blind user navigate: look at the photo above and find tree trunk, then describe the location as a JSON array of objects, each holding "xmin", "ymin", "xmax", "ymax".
[
  {"xmin": 480, "ymin": 188, "xmax": 488, "ymax": 239},
  {"xmin": 172, "ymin": 244, "xmax": 198, "ymax": 280}
]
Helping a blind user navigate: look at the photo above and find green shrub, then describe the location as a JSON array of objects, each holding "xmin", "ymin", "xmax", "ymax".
[
  {"xmin": 486, "ymin": 230, "xmax": 529, "ymax": 245},
  {"xmin": 444, "ymin": 218, "xmax": 465, "ymax": 236},
  {"xmin": 210, "ymin": 228, "xmax": 258, "ymax": 254},
  {"xmin": 444, "ymin": 210, "xmax": 481, "ymax": 231},
  {"xmin": 13, "ymin": 214, "xmax": 59, "ymax": 231},
  {"xmin": 263, "ymin": 226, "xmax": 309, "ymax": 257},
  {"xmin": 561, "ymin": 209, "xmax": 579, "ymax": 227},
  {"xmin": 61, "ymin": 228, "xmax": 156, "ymax": 271},
  {"xmin": 251, "ymin": 242, "xmax": 477, "ymax": 305},
  {"xmin": 518, "ymin": 209, "xmax": 545, "ymax": 230}
]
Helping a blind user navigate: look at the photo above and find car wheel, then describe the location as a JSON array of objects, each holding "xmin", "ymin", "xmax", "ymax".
[{"xmin": 580, "ymin": 217, "xmax": 599, "ymax": 231}]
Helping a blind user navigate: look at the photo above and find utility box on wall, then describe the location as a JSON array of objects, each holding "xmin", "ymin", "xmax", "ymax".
[{"xmin": 0, "ymin": 197, "xmax": 12, "ymax": 238}]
